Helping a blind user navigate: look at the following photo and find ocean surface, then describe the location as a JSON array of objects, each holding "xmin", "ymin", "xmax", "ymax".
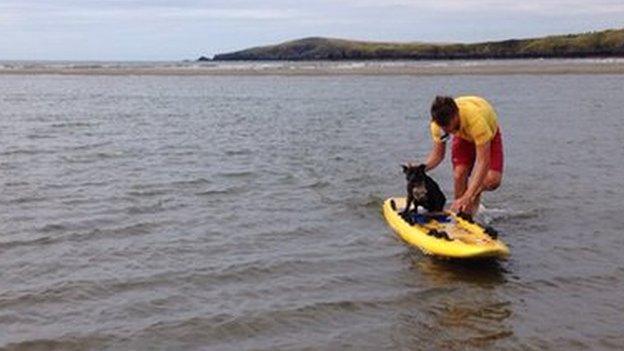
[{"xmin": 1, "ymin": 70, "xmax": 623, "ymax": 350}]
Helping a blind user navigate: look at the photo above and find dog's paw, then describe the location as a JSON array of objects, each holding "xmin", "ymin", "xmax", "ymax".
[
  {"xmin": 440, "ymin": 231, "xmax": 453, "ymax": 241},
  {"xmin": 457, "ymin": 211, "xmax": 474, "ymax": 223},
  {"xmin": 390, "ymin": 200, "xmax": 397, "ymax": 211},
  {"xmin": 427, "ymin": 229, "xmax": 453, "ymax": 241},
  {"xmin": 484, "ymin": 226, "xmax": 499, "ymax": 240},
  {"xmin": 399, "ymin": 210, "xmax": 409, "ymax": 222}
]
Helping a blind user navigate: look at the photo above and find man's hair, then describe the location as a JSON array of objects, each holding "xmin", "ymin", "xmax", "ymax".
[{"xmin": 430, "ymin": 96, "xmax": 458, "ymax": 127}]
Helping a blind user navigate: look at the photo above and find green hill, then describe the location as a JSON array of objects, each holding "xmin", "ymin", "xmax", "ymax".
[{"xmin": 210, "ymin": 29, "xmax": 624, "ymax": 60}]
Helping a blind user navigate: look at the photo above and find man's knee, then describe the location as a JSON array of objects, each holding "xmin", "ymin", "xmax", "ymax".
[{"xmin": 485, "ymin": 172, "xmax": 502, "ymax": 191}]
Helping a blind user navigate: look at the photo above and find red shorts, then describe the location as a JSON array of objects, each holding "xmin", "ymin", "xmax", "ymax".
[{"xmin": 451, "ymin": 128, "xmax": 504, "ymax": 173}]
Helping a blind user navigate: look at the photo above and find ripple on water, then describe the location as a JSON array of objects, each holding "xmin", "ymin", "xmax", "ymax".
[
  {"xmin": 2, "ymin": 74, "xmax": 624, "ymax": 350},
  {"xmin": 1, "ymin": 222, "xmax": 163, "ymax": 252},
  {"xmin": 60, "ymin": 152, "xmax": 125, "ymax": 164}
]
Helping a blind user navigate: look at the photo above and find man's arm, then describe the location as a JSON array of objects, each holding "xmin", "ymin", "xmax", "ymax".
[{"xmin": 424, "ymin": 141, "xmax": 446, "ymax": 171}]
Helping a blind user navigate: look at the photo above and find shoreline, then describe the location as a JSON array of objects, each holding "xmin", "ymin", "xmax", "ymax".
[{"xmin": 2, "ymin": 60, "xmax": 624, "ymax": 76}]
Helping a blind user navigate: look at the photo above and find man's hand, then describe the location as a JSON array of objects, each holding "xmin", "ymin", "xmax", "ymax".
[{"xmin": 451, "ymin": 196, "xmax": 471, "ymax": 213}]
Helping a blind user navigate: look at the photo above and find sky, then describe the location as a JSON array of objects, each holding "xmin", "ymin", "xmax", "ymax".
[{"xmin": 0, "ymin": 0, "xmax": 623, "ymax": 61}]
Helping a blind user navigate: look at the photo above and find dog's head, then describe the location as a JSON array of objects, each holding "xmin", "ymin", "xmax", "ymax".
[
  {"xmin": 402, "ymin": 163, "xmax": 426, "ymax": 181},
  {"xmin": 401, "ymin": 164, "xmax": 428, "ymax": 201}
]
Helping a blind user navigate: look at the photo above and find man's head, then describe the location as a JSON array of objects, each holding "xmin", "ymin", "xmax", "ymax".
[{"xmin": 431, "ymin": 96, "xmax": 460, "ymax": 134}]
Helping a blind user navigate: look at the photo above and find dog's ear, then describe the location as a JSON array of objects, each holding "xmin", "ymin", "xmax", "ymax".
[
  {"xmin": 401, "ymin": 164, "xmax": 410, "ymax": 174},
  {"xmin": 416, "ymin": 164, "xmax": 426, "ymax": 173}
]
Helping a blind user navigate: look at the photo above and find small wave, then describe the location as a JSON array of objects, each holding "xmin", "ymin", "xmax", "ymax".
[
  {"xmin": 302, "ymin": 180, "xmax": 330, "ymax": 190},
  {"xmin": 135, "ymin": 287, "xmax": 440, "ymax": 346},
  {"xmin": 7, "ymin": 195, "xmax": 49, "ymax": 205},
  {"xmin": 66, "ymin": 141, "xmax": 112, "ymax": 151},
  {"xmin": 3, "ymin": 222, "xmax": 162, "ymax": 251},
  {"xmin": 51, "ymin": 222, "xmax": 163, "ymax": 248},
  {"xmin": 131, "ymin": 178, "xmax": 212, "ymax": 192},
  {"xmin": 360, "ymin": 194, "xmax": 385, "ymax": 209},
  {"xmin": 0, "ymin": 265, "xmax": 195, "ymax": 309},
  {"xmin": 4, "ymin": 181, "xmax": 29, "ymax": 187},
  {"xmin": 0, "ymin": 235, "xmax": 55, "ymax": 250},
  {"xmin": 0, "ymin": 148, "xmax": 55, "ymax": 156},
  {"xmin": 477, "ymin": 205, "xmax": 540, "ymax": 225},
  {"xmin": 26, "ymin": 134, "xmax": 55, "ymax": 140},
  {"xmin": 39, "ymin": 224, "xmax": 68, "ymax": 233},
  {"xmin": 550, "ymin": 270, "xmax": 624, "ymax": 291},
  {"xmin": 44, "ymin": 180, "xmax": 109, "ymax": 191},
  {"xmin": 225, "ymin": 148, "xmax": 253, "ymax": 156},
  {"xmin": 60, "ymin": 152, "xmax": 124, "ymax": 164},
  {"xmin": 440, "ymin": 331, "xmax": 514, "ymax": 350},
  {"xmin": 72, "ymin": 222, "xmax": 160, "ymax": 242},
  {"xmin": 170, "ymin": 178, "xmax": 212, "ymax": 187},
  {"xmin": 51, "ymin": 122, "xmax": 94, "ymax": 128},
  {"xmin": 195, "ymin": 186, "xmax": 245, "ymax": 196},
  {"xmin": 127, "ymin": 189, "xmax": 170, "ymax": 198},
  {"xmin": 2, "ymin": 334, "xmax": 111, "ymax": 351},
  {"xmin": 0, "ymin": 279, "xmax": 116, "ymax": 310},
  {"xmin": 218, "ymin": 171, "xmax": 255, "ymax": 179},
  {"xmin": 321, "ymin": 193, "xmax": 384, "ymax": 213},
  {"xmin": 126, "ymin": 201, "xmax": 170, "ymax": 215}
]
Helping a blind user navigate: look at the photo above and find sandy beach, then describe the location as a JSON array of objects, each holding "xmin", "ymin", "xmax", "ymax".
[{"xmin": 2, "ymin": 59, "xmax": 624, "ymax": 75}]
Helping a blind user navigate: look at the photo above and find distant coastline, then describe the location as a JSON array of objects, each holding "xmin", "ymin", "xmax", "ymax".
[
  {"xmin": 207, "ymin": 28, "xmax": 624, "ymax": 61},
  {"xmin": 2, "ymin": 59, "xmax": 624, "ymax": 76}
]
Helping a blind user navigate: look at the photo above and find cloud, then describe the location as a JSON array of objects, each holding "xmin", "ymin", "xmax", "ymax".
[
  {"xmin": 3, "ymin": 1, "xmax": 623, "ymax": 28},
  {"xmin": 332, "ymin": 0, "xmax": 624, "ymax": 15},
  {"xmin": 0, "ymin": 2, "xmax": 302, "ymax": 26},
  {"xmin": 1, "ymin": 0, "xmax": 622, "ymax": 60},
  {"xmin": 68, "ymin": 7, "xmax": 299, "ymax": 21}
]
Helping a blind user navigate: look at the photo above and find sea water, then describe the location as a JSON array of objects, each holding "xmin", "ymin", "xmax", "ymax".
[{"xmin": 1, "ymin": 72, "xmax": 623, "ymax": 350}]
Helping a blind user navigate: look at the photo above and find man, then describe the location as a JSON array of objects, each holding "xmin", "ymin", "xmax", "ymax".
[{"xmin": 420, "ymin": 95, "xmax": 504, "ymax": 216}]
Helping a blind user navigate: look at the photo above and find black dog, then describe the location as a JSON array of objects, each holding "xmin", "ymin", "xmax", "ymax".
[{"xmin": 400, "ymin": 164, "xmax": 446, "ymax": 219}]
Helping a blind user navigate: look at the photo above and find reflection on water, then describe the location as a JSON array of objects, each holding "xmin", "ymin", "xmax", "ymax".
[
  {"xmin": 405, "ymin": 252, "xmax": 514, "ymax": 349},
  {"xmin": 411, "ymin": 253, "xmax": 509, "ymax": 286}
]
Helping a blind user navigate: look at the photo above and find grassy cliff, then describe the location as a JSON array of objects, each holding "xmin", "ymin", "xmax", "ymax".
[{"xmin": 211, "ymin": 29, "xmax": 624, "ymax": 60}]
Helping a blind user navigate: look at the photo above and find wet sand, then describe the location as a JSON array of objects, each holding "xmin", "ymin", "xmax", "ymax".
[{"xmin": 2, "ymin": 60, "xmax": 624, "ymax": 75}]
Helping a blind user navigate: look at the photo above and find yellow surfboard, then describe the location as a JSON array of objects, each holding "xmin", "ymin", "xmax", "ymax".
[{"xmin": 383, "ymin": 197, "xmax": 509, "ymax": 259}]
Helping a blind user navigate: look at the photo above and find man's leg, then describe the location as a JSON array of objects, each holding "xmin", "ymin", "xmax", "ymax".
[
  {"xmin": 484, "ymin": 170, "xmax": 502, "ymax": 191},
  {"xmin": 469, "ymin": 128, "xmax": 504, "ymax": 215},
  {"xmin": 469, "ymin": 170, "xmax": 503, "ymax": 214},
  {"xmin": 453, "ymin": 164, "xmax": 471, "ymax": 201},
  {"xmin": 451, "ymin": 135, "xmax": 475, "ymax": 207}
]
